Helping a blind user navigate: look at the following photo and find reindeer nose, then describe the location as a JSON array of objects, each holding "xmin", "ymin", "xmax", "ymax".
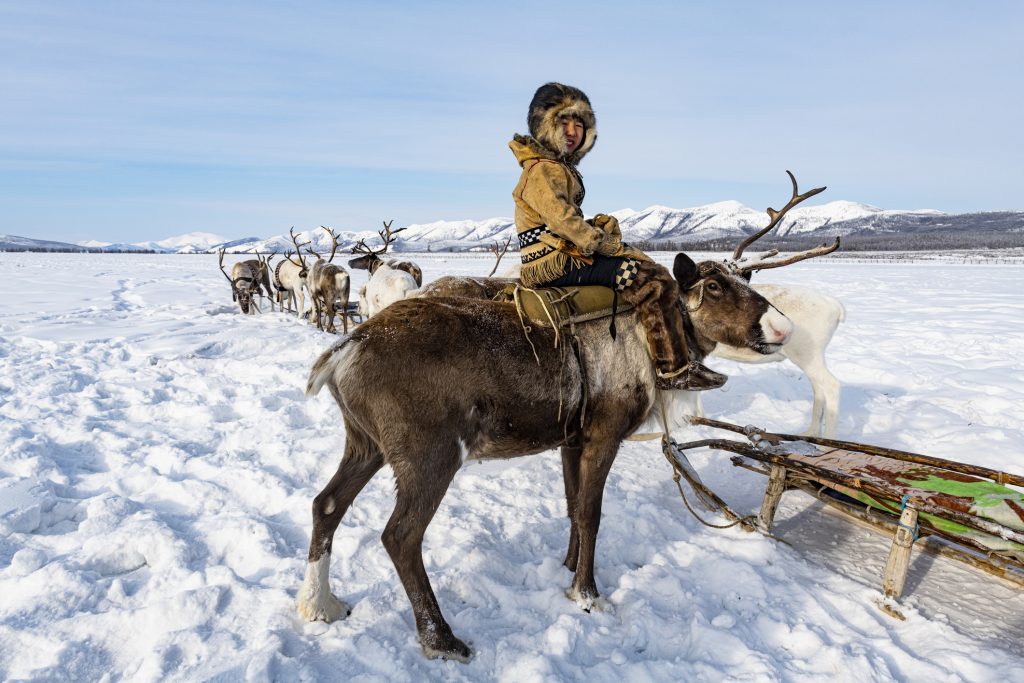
[{"xmin": 766, "ymin": 317, "xmax": 794, "ymax": 344}]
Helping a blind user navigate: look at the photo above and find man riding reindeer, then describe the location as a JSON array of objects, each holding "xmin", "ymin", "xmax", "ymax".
[{"xmin": 509, "ymin": 82, "xmax": 726, "ymax": 391}]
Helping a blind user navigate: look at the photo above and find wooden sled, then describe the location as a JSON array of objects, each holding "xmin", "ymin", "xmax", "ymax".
[
  {"xmin": 345, "ymin": 300, "xmax": 364, "ymax": 326},
  {"xmin": 664, "ymin": 416, "xmax": 1024, "ymax": 619}
]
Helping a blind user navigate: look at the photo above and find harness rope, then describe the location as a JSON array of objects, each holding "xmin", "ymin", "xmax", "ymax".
[
  {"xmin": 512, "ymin": 276, "xmax": 749, "ymax": 529},
  {"xmin": 656, "ymin": 374, "xmax": 755, "ymax": 531}
]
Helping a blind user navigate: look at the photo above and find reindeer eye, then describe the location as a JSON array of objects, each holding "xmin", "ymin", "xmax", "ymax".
[{"xmin": 706, "ymin": 281, "xmax": 720, "ymax": 292}]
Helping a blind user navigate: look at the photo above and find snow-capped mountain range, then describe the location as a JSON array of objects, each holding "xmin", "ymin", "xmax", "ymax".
[{"xmin": 3, "ymin": 200, "xmax": 1021, "ymax": 253}]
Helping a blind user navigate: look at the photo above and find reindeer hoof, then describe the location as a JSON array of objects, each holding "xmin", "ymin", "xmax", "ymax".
[
  {"xmin": 566, "ymin": 587, "xmax": 609, "ymax": 613},
  {"xmin": 296, "ymin": 590, "xmax": 351, "ymax": 623},
  {"xmin": 421, "ymin": 633, "xmax": 473, "ymax": 663}
]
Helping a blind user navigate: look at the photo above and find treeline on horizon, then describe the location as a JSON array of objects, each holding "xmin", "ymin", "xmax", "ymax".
[
  {"xmin": 0, "ymin": 248, "xmax": 160, "ymax": 253},
  {"xmin": 6, "ymin": 231, "xmax": 1024, "ymax": 254},
  {"xmin": 633, "ymin": 230, "xmax": 1024, "ymax": 253}
]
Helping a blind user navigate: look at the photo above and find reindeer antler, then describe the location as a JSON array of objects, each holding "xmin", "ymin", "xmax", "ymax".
[
  {"xmin": 289, "ymin": 227, "xmax": 311, "ymax": 266},
  {"xmin": 487, "ymin": 234, "xmax": 513, "ymax": 277},
  {"xmin": 732, "ymin": 171, "xmax": 827, "ymax": 261},
  {"xmin": 736, "ymin": 238, "xmax": 841, "ymax": 275},
  {"xmin": 351, "ymin": 219, "xmax": 407, "ymax": 257},
  {"xmin": 320, "ymin": 225, "xmax": 340, "ymax": 263},
  {"xmin": 217, "ymin": 248, "xmax": 234, "ymax": 284}
]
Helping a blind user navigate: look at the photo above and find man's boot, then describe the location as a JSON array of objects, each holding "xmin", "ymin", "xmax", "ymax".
[{"xmin": 618, "ymin": 261, "xmax": 727, "ymax": 391}]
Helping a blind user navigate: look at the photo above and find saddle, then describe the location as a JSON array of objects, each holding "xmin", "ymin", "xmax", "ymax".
[{"xmin": 496, "ymin": 284, "xmax": 633, "ymax": 330}]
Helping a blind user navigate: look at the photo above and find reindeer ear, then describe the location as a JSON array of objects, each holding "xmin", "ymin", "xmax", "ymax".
[
  {"xmin": 348, "ymin": 255, "xmax": 370, "ymax": 270},
  {"xmin": 673, "ymin": 253, "xmax": 699, "ymax": 287},
  {"xmin": 740, "ymin": 270, "xmax": 752, "ymax": 282}
]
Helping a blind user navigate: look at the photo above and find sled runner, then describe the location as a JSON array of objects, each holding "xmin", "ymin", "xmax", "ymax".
[
  {"xmin": 664, "ymin": 416, "xmax": 1024, "ymax": 618},
  {"xmin": 344, "ymin": 300, "xmax": 364, "ymax": 325}
]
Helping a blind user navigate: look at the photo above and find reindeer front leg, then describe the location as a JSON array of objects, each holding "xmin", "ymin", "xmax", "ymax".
[{"xmin": 567, "ymin": 436, "xmax": 619, "ymax": 611}]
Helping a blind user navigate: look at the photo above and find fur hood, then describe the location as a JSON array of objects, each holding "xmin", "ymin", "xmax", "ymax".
[{"xmin": 522, "ymin": 82, "xmax": 597, "ymax": 166}]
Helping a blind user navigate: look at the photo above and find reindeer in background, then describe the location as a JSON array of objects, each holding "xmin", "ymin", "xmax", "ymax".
[
  {"xmin": 305, "ymin": 226, "xmax": 351, "ymax": 334},
  {"xmin": 218, "ymin": 249, "xmax": 274, "ymax": 314},
  {"xmin": 273, "ymin": 228, "xmax": 314, "ymax": 318},
  {"xmin": 701, "ymin": 171, "xmax": 842, "ymax": 436},
  {"xmin": 349, "ymin": 220, "xmax": 422, "ymax": 319},
  {"xmin": 414, "ymin": 233, "xmax": 517, "ymax": 300}
]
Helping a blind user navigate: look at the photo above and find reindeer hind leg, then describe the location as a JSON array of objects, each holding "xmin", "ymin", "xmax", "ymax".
[
  {"xmin": 381, "ymin": 439, "xmax": 471, "ymax": 662},
  {"xmin": 297, "ymin": 418, "xmax": 384, "ymax": 622}
]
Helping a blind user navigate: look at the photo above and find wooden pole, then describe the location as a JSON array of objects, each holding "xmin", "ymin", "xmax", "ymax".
[
  {"xmin": 883, "ymin": 503, "xmax": 919, "ymax": 600},
  {"xmin": 689, "ymin": 416, "xmax": 1024, "ymax": 489},
  {"xmin": 757, "ymin": 465, "xmax": 788, "ymax": 533}
]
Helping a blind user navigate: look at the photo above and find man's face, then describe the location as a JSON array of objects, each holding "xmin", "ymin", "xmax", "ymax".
[{"xmin": 562, "ymin": 116, "xmax": 584, "ymax": 153}]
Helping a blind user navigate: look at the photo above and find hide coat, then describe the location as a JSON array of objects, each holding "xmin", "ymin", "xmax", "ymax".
[{"xmin": 510, "ymin": 83, "xmax": 646, "ymax": 287}]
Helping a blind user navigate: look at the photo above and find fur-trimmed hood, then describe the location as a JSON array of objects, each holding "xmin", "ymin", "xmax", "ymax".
[
  {"xmin": 509, "ymin": 134, "xmax": 566, "ymax": 167},
  {"xmin": 521, "ymin": 82, "xmax": 597, "ymax": 166}
]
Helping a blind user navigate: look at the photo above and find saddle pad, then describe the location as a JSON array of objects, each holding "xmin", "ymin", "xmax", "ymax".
[{"xmin": 504, "ymin": 285, "xmax": 634, "ymax": 329}]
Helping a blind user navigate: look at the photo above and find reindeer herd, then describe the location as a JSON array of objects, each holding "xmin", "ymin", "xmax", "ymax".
[
  {"xmin": 217, "ymin": 220, "xmax": 423, "ymax": 334},
  {"xmin": 285, "ymin": 173, "xmax": 852, "ymax": 662}
]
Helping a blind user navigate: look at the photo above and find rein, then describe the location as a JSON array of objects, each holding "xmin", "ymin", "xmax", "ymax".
[{"xmin": 656, "ymin": 399, "xmax": 755, "ymax": 531}]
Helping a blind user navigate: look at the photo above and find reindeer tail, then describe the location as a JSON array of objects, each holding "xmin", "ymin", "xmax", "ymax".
[{"xmin": 306, "ymin": 335, "xmax": 359, "ymax": 397}]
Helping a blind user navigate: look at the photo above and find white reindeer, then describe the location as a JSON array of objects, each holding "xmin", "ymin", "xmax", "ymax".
[
  {"xmin": 701, "ymin": 283, "xmax": 845, "ymax": 437},
  {"xmin": 348, "ymin": 220, "xmax": 422, "ymax": 319},
  {"xmin": 273, "ymin": 228, "xmax": 312, "ymax": 317},
  {"xmin": 500, "ymin": 172, "xmax": 845, "ymax": 436},
  {"xmin": 704, "ymin": 172, "xmax": 843, "ymax": 436},
  {"xmin": 357, "ymin": 266, "xmax": 418, "ymax": 318}
]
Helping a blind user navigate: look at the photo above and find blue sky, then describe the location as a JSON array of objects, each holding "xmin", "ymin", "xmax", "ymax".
[{"xmin": 2, "ymin": 1, "xmax": 1021, "ymax": 243}]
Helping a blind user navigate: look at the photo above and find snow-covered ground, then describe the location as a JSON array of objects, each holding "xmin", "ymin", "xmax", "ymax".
[{"xmin": 1, "ymin": 252, "xmax": 1022, "ymax": 682}]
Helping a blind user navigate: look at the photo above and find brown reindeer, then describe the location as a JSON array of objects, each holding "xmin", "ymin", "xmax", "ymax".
[
  {"xmin": 306, "ymin": 226, "xmax": 351, "ymax": 333},
  {"xmin": 298, "ymin": 176, "xmax": 833, "ymax": 662},
  {"xmin": 218, "ymin": 249, "xmax": 273, "ymax": 314},
  {"xmin": 411, "ymin": 235, "xmax": 515, "ymax": 301},
  {"xmin": 414, "ymin": 274, "xmax": 516, "ymax": 300}
]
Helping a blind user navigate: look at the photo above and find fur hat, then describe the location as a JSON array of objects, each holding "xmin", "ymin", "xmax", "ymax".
[{"xmin": 527, "ymin": 82, "xmax": 597, "ymax": 165}]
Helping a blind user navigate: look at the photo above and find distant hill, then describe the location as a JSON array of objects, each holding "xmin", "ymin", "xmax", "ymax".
[
  {"xmin": 1, "ymin": 235, "xmax": 90, "ymax": 252},
  {"xmin": 0, "ymin": 235, "xmax": 157, "ymax": 253},
  {"xmin": 7, "ymin": 202, "xmax": 1023, "ymax": 253},
  {"xmin": 218, "ymin": 203, "xmax": 1023, "ymax": 254}
]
